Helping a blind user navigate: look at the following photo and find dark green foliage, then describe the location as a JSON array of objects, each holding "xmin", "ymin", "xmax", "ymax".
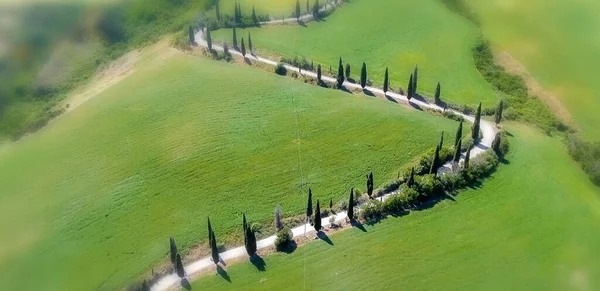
[
  {"xmin": 407, "ymin": 167, "xmax": 415, "ymax": 189},
  {"xmin": 317, "ymin": 65, "xmax": 322, "ymax": 82},
  {"xmin": 216, "ymin": 0, "xmax": 221, "ymax": 21},
  {"xmin": 252, "ymin": 5, "xmax": 258, "ymax": 25},
  {"xmin": 275, "ymin": 63, "xmax": 287, "ymax": 75},
  {"xmin": 188, "ymin": 25, "xmax": 195, "ymax": 43},
  {"xmin": 407, "ymin": 74, "xmax": 413, "ymax": 99},
  {"xmin": 347, "ymin": 188, "xmax": 354, "ymax": 220},
  {"xmin": 206, "ymin": 28, "xmax": 212, "ymax": 50},
  {"xmin": 495, "ymin": 100, "xmax": 504, "ymax": 125},
  {"xmin": 169, "ymin": 237, "xmax": 177, "ymax": 265},
  {"xmin": 434, "ymin": 82, "xmax": 441, "ymax": 105},
  {"xmin": 345, "ymin": 63, "xmax": 351, "ymax": 80},
  {"xmin": 248, "ymin": 33, "xmax": 253, "ymax": 54},
  {"xmin": 241, "ymin": 37, "xmax": 246, "ymax": 56},
  {"xmin": 429, "ymin": 145, "xmax": 440, "ymax": 175},
  {"xmin": 306, "ymin": 188, "xmax": 313, "ymax": 219},
  {"xmin": 296, "ymin": 0, "xmax": 301, "ymax": 19},
  {"xmin": 232, "ymin": 26, "xmax": 238, "ymax": 48},
  {"xmin": 455, "ymin": 121, "xmax": 463, "ymax": 147},
  {"xmin": 366, "ymin": 172, "xmax": 374, "ymax": 197},
  {"xmin": 306, "ymin": 0, "xmax": 310, "ymax": 13},
  {"xmin": 567, "ymin": 135, "xmax": 600, "ymax": 186},
  {"xmin": 454, "ymin": 138, "xmax": 462, "ymax": 162},
  {"xmin": 463, "ymin": 142, "xmax": 472, "ymax": 169},
  {"xmin": 412, "ymin": 65, "xmax": 419, "ymax": 95},
  {"xmin": 275, "ymin": 205, "xmax": 283, "ymax": 231},
  {"xmin": 360, "ymin": 62, "xmax": 367, "ymax": 89},
  {"xmin": 491, "ymin": 132, "xmax": 501, "ymax": 156},
  {"xmin": 383, "ymin": 67, "xmax": 389, "ymax": 93},
  {"xmin": 207, "ymin": 216, "xmax": 213, "ymax": 245},
  {"xmin": 210, "ymin": 222, "xmax": 219, "ymax": 265},
  {"xmin": 314, "ymin": 200, "xmax": 322, "ymax": 231},
  {"xmin": 175, "ymin": 254, "xmax": 185, "ymax": 278},
  {"xmin": 329, "ymin": 197, "xmax": 333, "ymax": 211},
  {"xmin": 275, "ymin": 227, "xmax": 293, "ymax": 251},
  {"xmin": 472, "ymin": 103, "xmax": 482, "ymax": 141},
  {"xmin": 244, "ymin": 223, "xmax": 257, "ymax": 256},
  {"xmin": 313, "ymin": 0, "xmax": 320, "ymax": 18},
  {"xmin": 337, "ymin": 57, "xmax": 345, "ymax": 88},
  {"xmin": 439, "ymin": 131, "xmax": 444, "ymax": 150},
  {"xmin": 141, "ymin": 280, "xmax": 150, "ymax": 291},
  {"xmin": 242, "ymin": 213, "xmax": 247, "ymax": 243},
  {"xmin": 223, "ymin": 41, "xmax": 230, "ymax": 55}
]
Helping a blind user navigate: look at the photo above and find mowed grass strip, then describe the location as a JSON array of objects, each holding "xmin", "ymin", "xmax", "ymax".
[
  {"xmin": 212, "ymin": 0, "xmax": 499, "ymax": 107},
  {"xmin": 0, "ymin": 54, "xmax": 460, "ymax": 290},
  {"xmin": 189, "ymin": 124, "xmax": 600, "ymax": 291}
]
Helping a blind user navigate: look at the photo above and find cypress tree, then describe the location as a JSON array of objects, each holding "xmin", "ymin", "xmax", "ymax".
[
  {"xmin": 360, "ymin": 62, "xmax": 367, "ymax": 89},
  {"xmin": 311, "ymin": 60, "xmax": 314, "ymax": 70},
  {"xmin": 366, "ymin": 172, "xmax": 374, "ymax": 197},
  {"xmin": 242, "ymin": 213, "xmax": 247, "ymax": 245},
  {"xmin": 472, "ymin": 102, "xmax": 482, "ymax": 141},
  {"xmin": 345, "ymin": 63, "xmax": 351, "ymax": 81},
  {"xmin": 206, "ymin": 28, "xmax": 212, "ymax": 51},
  {"xmin": 407, "ymin": 167, "xmax": 415, "ymax": 189},
  {"xmin": 232, "ymin": 26, "xmax": 238, "ymax": 49},
  {"xmin": 223, "ymin": 41, "xmax": 229, "ymax": 55},
  {"xmin": 434, "ymin": 82, "xmax": 441, "ymax": 105},
  {"xmin": 463, "ymin": 143, "xmax": 473, "ymax": 170},
  {"xmin": 314, "ymin": 200, "xmax": 322, "ymax": 232},
  {"xmin": 429, "ymin": 145, "xmax": 440, "ymax": 175},
  {"xmin": 175, "ymin": 254, "xmax": 185, "ymax": 278},
  {"xmin": 306, "ymin": 0, "xmax": 310, "ymax": 13},
  {"xmin": 492, "ymin": 132, "xmax": 502, "ymax": 156},
  {"xmin": 216, "ymin": 0, "xmax": 221, "ymax": 21},
  {"xmin": 207, "ymin": 216, "xmax": 213, "ymax": 244},
  {"xmin": 317, "ymin": 65, "xmax": 322, "ymax": 83},
  {"xmin": 313, "ymin": 0, "xmax": 320, "ymax": 18},
  {"xmin": 337, "ymin": 57, "xmax": 345, "ymax": 88},
  {"xmin": 453, "ymin": 138, "xmax": 462, "ymax": 163},
  {"xmin": 306, "ymin": 188, "xmax": 313, "ymax": 219},
  {"xmin": 234, "ymin": 2, "xmax": 238, "ymax": 23},
  {"xmin": 169, "ymin": 237, "xmax": 178, "ymax": 265},
  {"xmin": 141, "ymin": 280, "xmax": 150, "ymax": 291},
  {"xmin": 412, "ymin": 65, "xmax": 419, "ymax": 96},
  {"xmin": 495, "ymin": 100, "xmax": 504, "ymax": 125},
  {"xmin": 383, "ymin": 67, "xmax": 389, "ymax": 93},
  {"xmin": 407, "ymin": 74, "xmax": 413, "ymax": 99},
  {"xmin": 274, "ymin": 205, "xmax": 283, "ymax": 231},
  {"xmin": 439, "ymin": 131, "xmax": 444, "ymax": 150},
  {"xmin": 248, "ymin": 33, "xmax": 253, "ymax": 54},
  {"xmin": 329, "ymin": 197, "xmax": 333, "ymax": 211},
  {"xmin": 237, "ymin": 3, "xmax": 242, "ymax": 24},
  {"xmin": 245, "ymin": 224, "xmax": 257, "ymax": 256},
  {"xmin": 347, "ymin": 188, "xmax": 354, "ymax": 221},
  {"xmin": 188, "ymin": 25, "xmax": 195, "ymax": 44},
  {"xmin": 241, "ymin": 37, "xmax": 246, "ymax": 56},
  {"xmin": 252, "ymin": 5, "xmax": 258, "ymax": 25},
  {"xmin": 455, "ymin": 121, "xmax": 463, "ymax": 148},
  {"xmin": 296, "ymin": 0, "xmax": 301, "ymax": 20},
  {"xmin": 210, "ymin": 225, "xmax": 219, "ymax": 265}
]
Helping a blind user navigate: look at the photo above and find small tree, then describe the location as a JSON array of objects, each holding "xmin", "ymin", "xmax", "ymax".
[
  {"xmin": 245, "ymin": 224, "xmax": 257, "ymax": 256},
  {"xmin": 407, "ymin": 167, "xmax": 415, "ymax": 189},
  {"xmin": 313, "ymin": 0, "xmax": 320, "ymax": 19},
  {"xmin": 188, "ymin": 25, "xmax": 195, "ymax": 44},
  {"xmin": 463, "ymin": 143, "xmax": 473, "ymax": 170},
  {"xmin": 210, "ymin": 224, "xmax": 219, "ymax": 265},
  {"xmin": 347, "ymin": 188, "xmax": 354, "ymax": 221},
  {"xmin": 366, "ymin": 172, "xmax": 374, "ymax": 197},
  {"xmin": 248, "ymin": 33, "xmax": 253, "ymax": 54},
  {"xmin": 306, "ymin": 0, "xmax": 310, "ymax": 13},
  {"xmin": 223, "ymin": 41, "xmax": 229, "ymax": 55},
  {"xmin": 412, "ymin": 65, "xmax": 419, "ymax": 95},
  {"xmin": 242, "ymin": 213, "xmax": 247, "ymax": 244},
  {"xmin": 252, "ymin": 5, "xmax": 258, "ymax": 25},
  {"xmin": 453, "ymin": 139, "xmax": 462, "ymax": 163},
  {"xmin": 337, "ymin": 57, "xmax": 345, "ymax": 88},
  {"xmin": 495, "ymin": 100, "xmax": 504, "ymax": 125},
  {"xmin": 306, "ymin": 188, "xmax": 313, "ymax": 220},
  {"xmin": 439, "ymin": 131, "xmax": 444, "ymax": 150},
  {"xmin": 141, "ymin": 280, "xmax": 150, "ymax": 291},
  {"xmin": 296, "ymin": 0, "xmax": 301, "ymax": 20},
  {"xmin": 216, "ymin": 0, "xmax": 221, "ymax": 21},
  {"xmin": 237, "ymin": 3, "xmax": 242, "ymax": 23},
  {"xmin": 241, "ymin": 38, "xmax": 246, "ymax": 56},
  {"xmin": 234, "ymin": 2, "xmax": 239, "ymax": 23},
  {"xmin": 345, "ymin": 63, "xmax": 351, "ymax": 81},
  {"xmin": 314, "ymin": 200, "xmax": 322, "ymax": 232},
  {"xmin": 455, "ymin": 121, "xmax": 463, "ymax": 148},
  {"xmin": 169, "ymin": 237, "xmax": 178, "ymax": 265},
  {"xmin": 429, "ymin": 145, "xmax": 440, "ymax": 175},
  {"xmin": 360, "ymin": 62, "xmax": 367, "ymax": 89},
  {"xmin": 275, "ymin": 205, "xmax": 283, "ymax": 231},
  {"xmin": 491, "ymin": 132, "xmax": 502, "ymax": 156},
  {"xmin": 175, "ymin": 254, "xmax": 185, "ymax": 278},
  {"xmin": 207, "ymin": 216, "xmax": 214, "ymax": 245},
  {"xmin": 317, "ymin": 65, "xmax": 322, "ymax": 83},
  {"xmin": 407, "ymin": 74, "xmax": 414, "ymax": 99},
  {"xmin": 329, "ymin": 197, "xmax": 333, "ymax": 212},
  {"xmin": 434, "ymin": 82, "xmax": 441, "ymax": 105},
  {"xmin": 472, "ymin": 102, "xmax": 482, "ymax": 141},
  {"xmin": 232, "ymin": 26, "xmax": 238, "ymax": 49},
  {"xmin": 383, "ymin": 67, "xmax": 389, "ymax": 93},
  {"xmin": 206, "ymin": 28, "xmax": 212, "ymax": 51}
]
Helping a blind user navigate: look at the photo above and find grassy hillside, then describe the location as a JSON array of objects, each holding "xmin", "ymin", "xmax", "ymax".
[
  {"xmin": 190, "ymin": 124, "xmax": 600, "ymax": 290},
  {"xmin": 217, "ymin": 0, "xmax": 298, "ymax": 16},
  {"xmin": 0, "ymin": 53, "xmax": 461, "ymax": 290},
  {"xmin": 211, "ymin": 0, "xmax": 499, "ymax": 107},
  {"xmin": 465, "ymin": 0, "xmax": 600, "ymax": 139}
]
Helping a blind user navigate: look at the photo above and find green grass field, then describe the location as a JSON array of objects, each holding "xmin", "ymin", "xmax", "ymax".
[
  {"xmin": 0, "ymin": 52, "xmax": 461, "ymax": 290},
  {"xmin": 211, "ymin": 0, "xmax": 499, "ymax": 107},
  {"xmin": 465, "ymin": 0, "xmax": 600, "ymax": 139},
  {"xmin": 217, "ymin": 0, "xmax": 298, "ymax": 16},
  {"xmin": 190, "ymin": 124, "xmax": 600, "ymax": 290}
]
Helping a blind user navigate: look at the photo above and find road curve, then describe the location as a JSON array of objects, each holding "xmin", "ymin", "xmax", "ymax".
[{"xmin": 150, "ymin": 29, "xmax": 496, "ymax": 291}]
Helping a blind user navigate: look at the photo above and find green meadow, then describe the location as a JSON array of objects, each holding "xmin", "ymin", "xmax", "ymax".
[
  {"xmin": 217, "ymin": 0, "xmax": 298, "ymax": 16},
  {"xmin": 0, "ymin": 53, "xmax": 460, "ymax": 290},
  {"xmin": 466, "ymin": 0, "xmax": 600, "ymax": 139},
  {"xmin": 190, "ymin": 124, "xmax": 600, "ymax": 290},
  {"xmin": 212, "ymin": 0, "xmax": 499, "ymax": 107}
]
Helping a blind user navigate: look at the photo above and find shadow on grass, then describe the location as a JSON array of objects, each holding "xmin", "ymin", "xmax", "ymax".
[
  {"xmin": 217, "ymin": 265, "xmax": 231, "ymax": 283},
  {"xmin": 350, "ymin": 220, "xmax": 367, "ymax": 232},
  {"xmin": 277, "ymin": 240, "xmax": 298, "ymax": 254},
  {"xmin": 244, "ymin": 57, "xmax": 252, "ymax": 65},
  {"xmin": 408, "ymin": 101, "xmax": 423, "ymax": 111},
  {"xmin": 180, "ymin": 278, "xmax": 192, "ymax": 290},
  {"xmin": 363, "ymin": 88, "xmax": 375, "ymax": 97},
  {"xmin": 412, "ymin": 93, "xmax": 430, "ymax": 104},
  {"xmin": 316, "ymin": 231, "xmax": 334, "ymax": 245},
  {"xmin": 250, "ymin": 255, "xmax": 266, "ymax": 271},
  {"xmin": 298, "ymin": 20, "xmax": 307, "ymax": 27},
  {"xmin": 385, "ymin": 93, "xmax": 398, "ymax": 104}
]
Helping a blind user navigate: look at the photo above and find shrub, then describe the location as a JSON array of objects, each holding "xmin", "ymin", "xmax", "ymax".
[
  {"xmin": 360, "ymin": 200, "xmax": 384, "ymax": 221},
  {"xmin": 275, "ymin": 227, "xmax": 294, "ymax": 251},
  {"xmin": 440, "ymin": 169, "xmax": 466, "ymax": 191},
  {"xmin": 467, "ymin": 150, "xmax": 499, "ymax": 180},
  {"xmin": 566, "ymin": 134, "xmax": 600, "ymax": 186},
  {"xmin": 274, "ymin": 63, "xmax": 287, "ymax": 75},
  {"xmin": 413, "ymin": 174, "xmax": 442, "ymax": 199}
]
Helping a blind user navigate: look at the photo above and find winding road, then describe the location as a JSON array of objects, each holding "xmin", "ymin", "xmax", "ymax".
[{"xmin": 150, "ymin": 21, "xmax": 496, "ymax": 291}]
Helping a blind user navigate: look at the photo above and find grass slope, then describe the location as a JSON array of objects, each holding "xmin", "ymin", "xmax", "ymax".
[
  {"xmin": 465, "ymin": 0, "xmax": 600, "ymax": 139},
  {"xmin": 190, "ymin": 124, "xmax": 600, "ymax": 290},
  {"xmin": 217, "ymin": 0, "xmax": 298, "ymax": 16},
  {"xmin": 0, "ymin": 53, "xmax": 461, "ymax": 290},
  {"xmin": 212, "ymin": 0, "xmax": 499, "ymax": 107}
]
